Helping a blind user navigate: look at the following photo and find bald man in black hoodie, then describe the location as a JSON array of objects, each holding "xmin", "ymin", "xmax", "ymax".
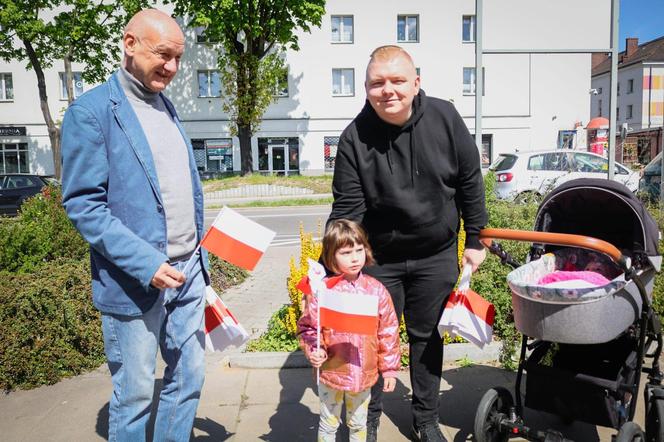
[{"xmin": 328, "ymin": 45, "xmax": 488, "ymax": 442}]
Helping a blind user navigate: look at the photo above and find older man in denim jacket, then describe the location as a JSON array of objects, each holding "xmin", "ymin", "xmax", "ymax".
[{"xmin": 61, "ymin": 9, "xmax": 207, "ymax": 441}]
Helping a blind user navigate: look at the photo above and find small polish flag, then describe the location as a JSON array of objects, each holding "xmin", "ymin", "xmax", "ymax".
[
  {"xmin": 438, "ymin": 290, "xmax": 495, "ymax": 348},
  {"xmin": 438, "ymin": 266, "xmax": 495, "ymax": 348},
  {"xmin": 201, "ymin": 206, "xmax": 276, "ymax": 271},
  {"xmin": 318, "ymin": 288, "xmax": 379, "ymax": 335},
  {"xmin": 204, "ymin": 286, "xmax": 249, "ymax": 352}
]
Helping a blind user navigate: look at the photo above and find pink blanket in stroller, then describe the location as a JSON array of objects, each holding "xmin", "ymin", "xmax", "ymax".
[{"xmin": 537, "ymin": 270, "xmax": 610, "ymax": 287}]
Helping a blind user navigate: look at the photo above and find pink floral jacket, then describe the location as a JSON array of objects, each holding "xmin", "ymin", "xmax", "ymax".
[{"xmin": 297, "ymin": 273, "xmax": 401, "ymax": 392}]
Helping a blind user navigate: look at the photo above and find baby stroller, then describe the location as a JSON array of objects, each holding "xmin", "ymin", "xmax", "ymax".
[{"xmin": 474, "ymin": 178, "xmax": 663, "ymax": 442}]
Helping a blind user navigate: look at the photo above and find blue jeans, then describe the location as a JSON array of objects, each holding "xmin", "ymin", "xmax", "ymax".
[{"xmin": 102, "ymin": 258, "xmax": 206, "ymax": 442}]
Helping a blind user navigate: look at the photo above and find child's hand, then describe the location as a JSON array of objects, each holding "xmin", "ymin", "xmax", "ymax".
[
  {"xmin": 308, "ymin": 348, "xmax": 328, "ymax": 368},
  {"xmin": 383, "ymin": 377, "xmax": 396, "ymax": 392}
]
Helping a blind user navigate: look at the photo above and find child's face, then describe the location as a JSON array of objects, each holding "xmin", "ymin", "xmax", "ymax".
[{"xmin": 334, "ymin": 242, "xmax": 366, "ymax": 279}]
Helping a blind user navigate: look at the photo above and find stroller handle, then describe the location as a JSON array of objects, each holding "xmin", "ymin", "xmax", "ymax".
[{"xmin": 479, "ymin": 228, "xmax": 626, "ymax": 267}]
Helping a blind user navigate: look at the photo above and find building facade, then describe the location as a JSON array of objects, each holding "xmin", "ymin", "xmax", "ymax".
[
  {"xmin": 591, "ymin": 36, "xmax": 664, "ymax": 164},
  {"xmin": 0, "ymin": 0, "xmax": 594, "ymax": 176}
]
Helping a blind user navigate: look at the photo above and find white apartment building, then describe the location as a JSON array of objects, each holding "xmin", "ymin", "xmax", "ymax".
[
  {"xmin": 591, "ymin": 37, "xmax": 664, "ymax": 131},
  {"xmin": 0, "ymin": 0, "xmax": 597, "ymax": 176}
]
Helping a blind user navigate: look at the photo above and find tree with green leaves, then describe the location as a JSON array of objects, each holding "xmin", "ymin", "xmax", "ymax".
[
  {"xmin": 0, "ymin": 0, "xmax": 147, "ymax": 179},
  {"xmin": 169, "ymin": 0, "xmax": 326, "ymax": 175}
]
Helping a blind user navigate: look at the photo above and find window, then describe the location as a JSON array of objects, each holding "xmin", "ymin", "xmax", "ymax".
[
  {"xmin": 59, "ymin": 72, "xmax": 84, "ymax": 100},
  {"xmin": 528, "ymin": 153, "xmax": 568, "ymax": 171},
  {"xmin": 397, "ymin": 15, "xmax": 418, "ymax": 42},
  {"xmin": 1, "ymin": 175, "xmax": 40, "ymax": 189},
  {"xmin": 558, "ymin": 130, "xmax": 576, "ymax": 149},
  {"xmin": 0, "ymin": 73, "xmax": 13, "ymax": 101},
  {"xmin": 273, "ymin": 71, "xmax": 289, "ymax": 97},
  {"xmin": 0, "ymin": 143, "xmax": 29, "ymax": 173},
  {"xmin": 416, "ymin": 67, "xmax": 420, "ymax": 76},
  {"xmin": 324, "ymin": 136, "xmax": 339, "ymax": 170},
  {"xmin": 627, "ymin": 79, "xmax": 634, "ymax": 94},
  {"xmin": 332, "ymin": 68, "xmax": 354, "ymax": 96},
  {"xmin": 463, "ymin": 67, "xmax": 485, "ymax": 95},
  {"xmin": 617, "ymin": 82, "xmax": 620, "ymax": 95},
  {"xmin": 462, "ymin": 15, "xmax": 476, "ymax": 42},
  {"xmin": 198, "ymin": 70, "xmax": 221, "ymax": 98},
  {"xmin": 573, "ymin": 153, "xmax": 608, "ymax": 173},
  {"xmin": 597, "ymin": 87, "xmax": 603, "ymax": 94},
  {"xmin": 627, "ymin": 104, "xmax": 633, "ymax": 119},
  {"xmin": 617, "ymin": 107, "xmax": 620, "ymax": 120},
  {"xmin": 598, "ymin": 99, "xmax": 603, "ymax": 117},
  {"xmin": 195, "ymin": 27, "xmax": 219, "ymax": 44},
  {"xmin": 331, "ymin": 15, "xmax": 353, "ymax": 43}
]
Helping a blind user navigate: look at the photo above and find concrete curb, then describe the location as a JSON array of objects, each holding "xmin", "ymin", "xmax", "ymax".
[
  {"xmin": 226, "ymin": 341, "xmax": 502, "ymax": 369},
  {"xmin": 204, "ymin": 193, "xmax": 333, "ymax": 207}
]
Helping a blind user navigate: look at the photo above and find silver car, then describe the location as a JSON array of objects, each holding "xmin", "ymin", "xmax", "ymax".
[{"xmin": 489, "ymin": 149, "xmax": 639, "ymax": 202}]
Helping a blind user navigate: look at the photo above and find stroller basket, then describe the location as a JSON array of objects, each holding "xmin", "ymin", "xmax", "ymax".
[
  {"xmin": 524, "ymin": 334, "xmax": 638, "ymax": 429},
  {"xmin": 509, "ymin": 261, "xmax": 655, "ymax": 344}
]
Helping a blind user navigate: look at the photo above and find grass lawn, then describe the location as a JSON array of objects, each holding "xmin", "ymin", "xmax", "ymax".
[{"xmin": 203, "ymin": 174, "xmax": 333, "ymax": 194}]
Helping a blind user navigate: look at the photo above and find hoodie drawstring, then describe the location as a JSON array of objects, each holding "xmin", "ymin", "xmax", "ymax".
[{"xmin": 409, "ymin": 126, "xmax": 419, "ymax": 185}]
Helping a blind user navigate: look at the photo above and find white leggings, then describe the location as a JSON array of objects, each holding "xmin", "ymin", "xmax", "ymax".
[{"xmin": 318, "ymin": 383, "xmax": 371, "ymax": 442}]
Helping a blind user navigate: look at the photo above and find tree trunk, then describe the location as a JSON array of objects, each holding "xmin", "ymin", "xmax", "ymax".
[
  {"xmin": 64, "ymin": 53, "xmax": 74, "ymax": 106},
  {"xmin": 238, "ymin": 125, "xmax": 253, "ymax": 175},
  {"xmin": 23, "ymin": 40, "xmax": 61, "ymax": 179}
]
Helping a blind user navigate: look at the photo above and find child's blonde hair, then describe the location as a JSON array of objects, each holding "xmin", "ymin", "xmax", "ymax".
[{"xmin": 322, "ymin": 219, "xmax": 375, "ymax": 274}]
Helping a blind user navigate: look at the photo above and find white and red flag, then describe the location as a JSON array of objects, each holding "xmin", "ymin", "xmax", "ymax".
[
  {"xmin": 318, "ymin": 287, "xmax": 379, "ymax": 335},
  {"xmin": 204, "ymin": 285, "xmax": 249, "ymax": 353},
  {"xmin": 438, "ymin": 265, "xmax": 495, "ymax": 348},
  {"xmin": 200, "ymin": 206, "xmax": 276, "ymax": 271}
]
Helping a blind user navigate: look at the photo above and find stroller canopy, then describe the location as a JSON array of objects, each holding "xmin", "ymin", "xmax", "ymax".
[{"xmin": 533, "ymin": 178, "xmax": 660, "ymax": 262}]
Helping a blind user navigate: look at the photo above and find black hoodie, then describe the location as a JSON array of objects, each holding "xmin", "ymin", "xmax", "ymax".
[{"xmin": 329, "ymin": 90, "xmax": 487, "ymax": 262}]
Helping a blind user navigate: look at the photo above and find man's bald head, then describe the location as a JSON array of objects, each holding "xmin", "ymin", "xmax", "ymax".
[
  {"xmin": 122, "ymin": 9, "xmax": 185, "ymax": 92},
  {"xmin": 124, "ymin": 9, "xmax": 184, "ymax": 42}
]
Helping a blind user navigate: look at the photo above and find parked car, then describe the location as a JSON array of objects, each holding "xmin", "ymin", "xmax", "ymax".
[
  {"xmin": 0, "ymin": 174, "xmax": 51, "ymax": 215},
  {"xmin": 489, "ymin": 149, "xmax": 639, "ymax": 202},
  {"xmin": 639, "ymin": 152, "xmax": 662, "ymax": 201}
]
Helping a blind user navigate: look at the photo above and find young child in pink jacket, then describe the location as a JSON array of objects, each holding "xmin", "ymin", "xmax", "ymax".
[{"xmin": 298, "ymin": 219, "xmax": 401, "ymax": 442}]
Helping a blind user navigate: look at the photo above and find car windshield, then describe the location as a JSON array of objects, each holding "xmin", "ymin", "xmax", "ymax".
[
  {"xmin": 643, "ymin": 153, "xmax": 662, "ymax": 176},
  {"xmin": 490, "ymin": 155, "xmax": 517, "ymax": 172}
]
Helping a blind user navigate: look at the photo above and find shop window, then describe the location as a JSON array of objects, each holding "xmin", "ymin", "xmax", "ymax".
[{"xmin": 324, "ymin": 136, "xmax": 339, "ymax": 171}]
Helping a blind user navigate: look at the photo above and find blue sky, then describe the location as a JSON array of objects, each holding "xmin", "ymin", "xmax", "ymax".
[{"xmin": 619, "ymin": 0, "xmax": 664, "ymax": 50}]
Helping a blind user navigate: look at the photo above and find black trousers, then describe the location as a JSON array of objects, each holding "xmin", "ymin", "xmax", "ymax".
[{"xmin": 364, "ymin": 244, "xmax": 459, "ymax": 427}]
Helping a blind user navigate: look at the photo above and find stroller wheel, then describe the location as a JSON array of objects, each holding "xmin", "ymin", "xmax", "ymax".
[
  {"xmin": 646, "ymin": 388, "xmax": 664, "ymax": 442},
  {"xmin": 616, "ymin": 422, "xmax": 646, "ymax": 441},
  {"xmin": 474, "ymin": 387, "xmax": 514, "ymax": 442}
]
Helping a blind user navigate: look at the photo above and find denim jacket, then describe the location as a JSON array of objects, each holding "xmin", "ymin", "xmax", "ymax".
[{"xmin": 61, "ymin": 72, "xmax": 207, "ymax": 316}]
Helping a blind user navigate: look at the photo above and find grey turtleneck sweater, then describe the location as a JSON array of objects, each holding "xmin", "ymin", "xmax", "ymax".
[{"xmin": 118, "ymin": 68, "xmax": 197, "ymax": 260}]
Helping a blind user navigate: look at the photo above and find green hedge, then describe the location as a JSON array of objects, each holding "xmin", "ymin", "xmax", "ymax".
[
  {"xmin": 0, "ymin": 259, "xmax": 104, "ymax": 390},
  {"xmin": 0, "ymin": 188, "xmax": 247, "ymax": 391}
]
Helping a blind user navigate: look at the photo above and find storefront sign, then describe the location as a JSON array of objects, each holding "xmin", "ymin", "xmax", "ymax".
[{"xmin": 0, "ymin": 126, "xmax": 26, "ymax": 136}]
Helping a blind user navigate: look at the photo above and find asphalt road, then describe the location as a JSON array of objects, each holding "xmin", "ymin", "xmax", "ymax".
[{"xmin": 204, "ymin": 205, "xmax": 331, "ymax": 247}]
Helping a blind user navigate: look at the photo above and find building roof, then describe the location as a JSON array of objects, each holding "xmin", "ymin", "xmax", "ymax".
[{"xmin": 592, "ymin": 35, "xmax": 664, "ymax": 76}]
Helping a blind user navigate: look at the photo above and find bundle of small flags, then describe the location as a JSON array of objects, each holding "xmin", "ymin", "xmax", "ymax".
[{"xmin": 438, "ymin": 265, "xmax": 495, "ymax": 348}]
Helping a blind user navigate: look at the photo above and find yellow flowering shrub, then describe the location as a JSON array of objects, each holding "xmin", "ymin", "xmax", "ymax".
[{"xmin": 284, "ymin": 223, "xmax": 323, "ymax": 335}]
